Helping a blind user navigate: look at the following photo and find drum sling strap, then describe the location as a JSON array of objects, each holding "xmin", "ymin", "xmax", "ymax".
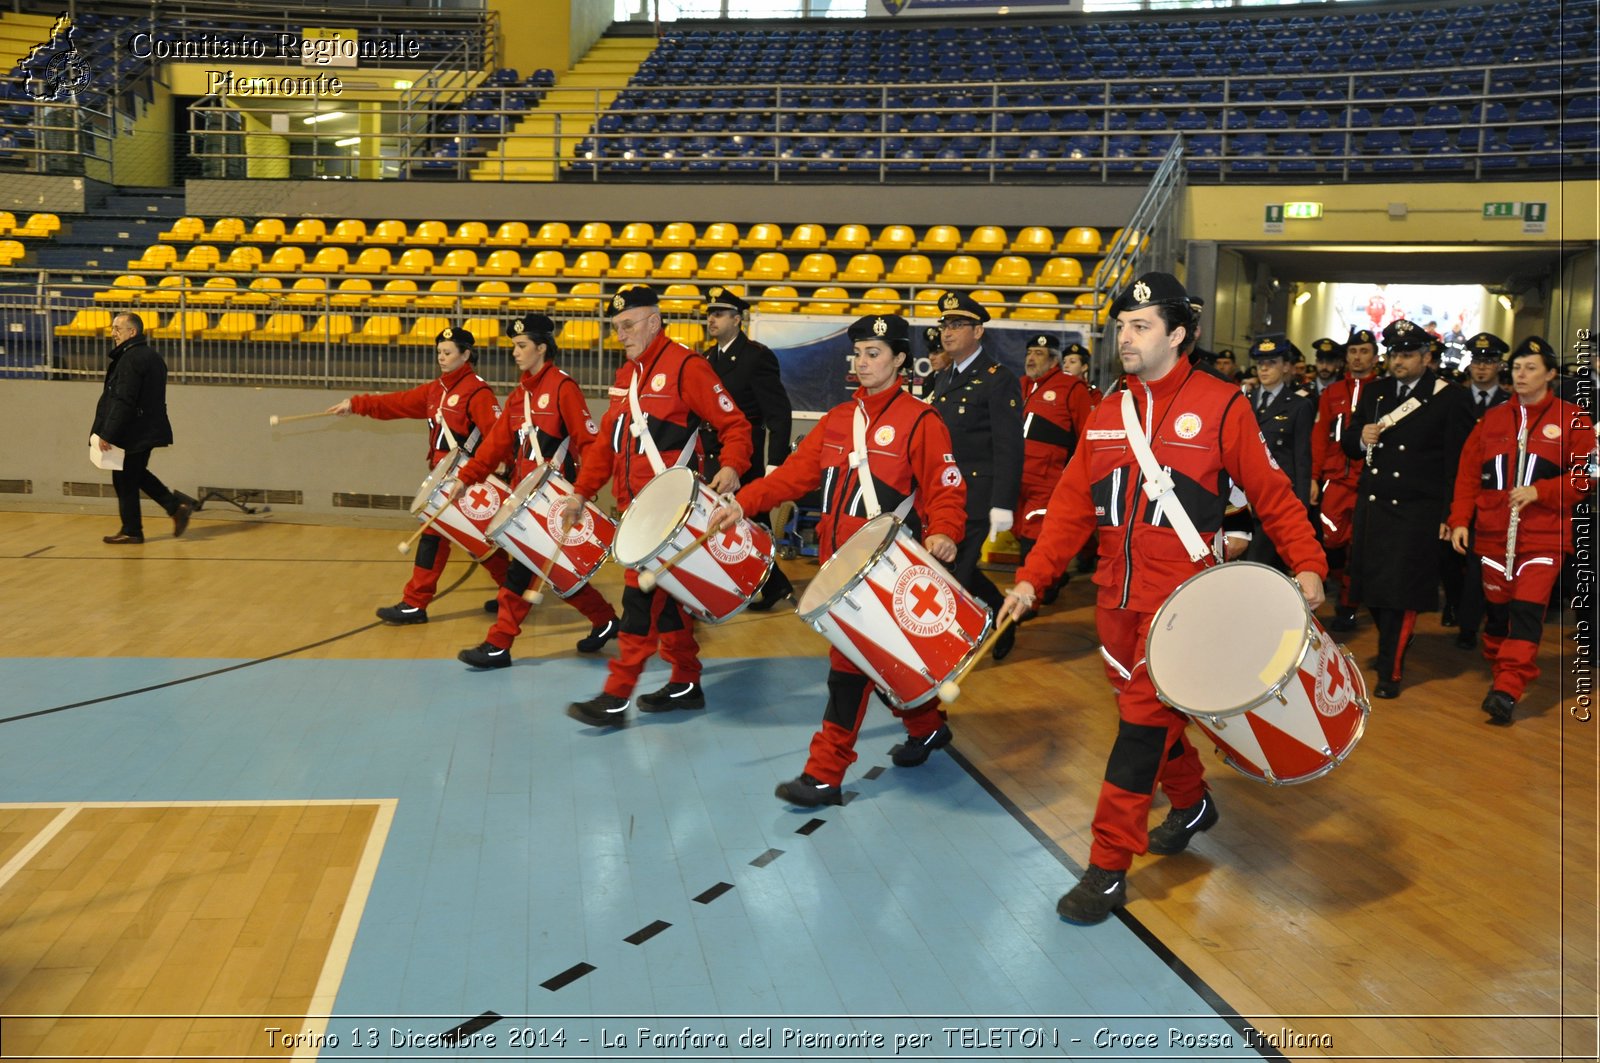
[
  {"xmin": 1119, "ymin": 388, "xmax": 1212, "ymax": 564},
  {"xmin": 521, "ymin": 389, "xmax": 544, "ymax": 465},
  {"xmin": 627, "ymin": 369, "xmax": 699, "ymax": 475},
  {"xmin": 849, "ymin": 403, "xmax": 916, "ymax": 523}
]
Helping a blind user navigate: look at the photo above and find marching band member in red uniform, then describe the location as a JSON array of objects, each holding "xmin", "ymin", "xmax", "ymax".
[
  {"xmin": 330, "ymin": 326, "xmax": 508, "ymax": 624},
  {"xmin": 562, "ymin": 285, "xmax": 752, "ymax": 727},
  {"xmin": 1310, "ymin": 327, "xmax": 1378, "ymax": 631},
  {"xmin": 997, "ymin": 273, "xmax": 1326, "ymax": 926},
  {"xmin": 1449, "ymin": 337, "xmax": 1594, "ymax": 725},
  {"xmin": 1017, "ymin": 335, "xmax": 1095, "ymax": 608},
  {"xmin": 447, "ymin": 314, "xmax": 620, "ymax": 669},
  {"xmin": 710, "ymin": 314, "xmax": 966, "ymax": 806}
]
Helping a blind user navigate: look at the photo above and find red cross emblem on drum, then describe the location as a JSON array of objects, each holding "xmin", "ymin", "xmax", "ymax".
[
  {"xmin": 1312, "ymin": 636, "xmax": 1357, "ymax": 717},
  {"xmin": 707, "ymin": 521, "xmax": 753, "ymax": 564},
  {"xmin": 545, "ymin": 495, "xmax": 593, "ymax": 546},
  {"xmin": 892, "ymin": 565, "xmax": 956, "ymax": 638},
  {"xmin": 459, "ymin": 484, "xmax": 502, "ymax": 521}
]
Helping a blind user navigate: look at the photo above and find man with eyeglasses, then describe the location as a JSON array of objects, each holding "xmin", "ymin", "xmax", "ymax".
[{"xmin": 928, "ymin": 291, "xmax": 1024, "ymax": 660}]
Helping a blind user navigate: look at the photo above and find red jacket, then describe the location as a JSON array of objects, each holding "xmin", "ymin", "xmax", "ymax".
[
  {"xmin": 572, "ymin": 330, "xmax": 752, "ymax": 510},
  {"xmin": 736, "ymin": 384, "xmax": 965, "ymax": 563},
  {"xmin": 1448, "ymin": 391, "xmax": 1594, "ymax": 555},
  {"xmin": 1017, "ymin": 367, "xmax": 1095, "ymax": 539},
  {"xmin": 1311, "ymin": 370, "xmax": 1375, "ymax": 485},
  {"xmin": 350, "ymin": 362, "xmax": 500, "ymax": 466},
  {"xmin": 1017, "ymin": 362, "xmax": 1326, "ymax": 613},
  {"xmin": 457, "ymin": 361, "xmax": 597, "ymax": 487}
]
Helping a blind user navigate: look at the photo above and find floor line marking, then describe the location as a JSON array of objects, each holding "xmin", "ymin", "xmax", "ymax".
[{"xmin": 0, "ymin": 804, "xmax": 81, "ymax": 892}]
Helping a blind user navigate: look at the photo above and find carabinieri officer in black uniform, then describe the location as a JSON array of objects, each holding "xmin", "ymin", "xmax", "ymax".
[
  {"xmin": 701, "ymin": 284, "xmax": 796, "ymax": 610},
  {"xmin": 929, "ymin": 290, "xmax": 1024, "ymax": 659},
  {"xmin": 1244, "ymin": 334, "xmax": 1316, "ymax": 571}
]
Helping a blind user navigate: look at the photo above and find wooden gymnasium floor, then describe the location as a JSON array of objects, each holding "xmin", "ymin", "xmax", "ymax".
[{"xmin": 0, "ymin": 507, "xmax": 1594, "ymax": 1062}]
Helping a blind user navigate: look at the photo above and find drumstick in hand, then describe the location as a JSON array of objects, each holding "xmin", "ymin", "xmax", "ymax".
[
  {"xmin": 522, "ymin": 550, "xmax": 561, "ymax": 604},
  {"xmin": 397, "ymin": 504, "xmax": 450, "ymax": 554},
  {"xmin": 637, "ymin": 519, "xmax": 729, "ymax": 592},
  {"xmin": 937, "ymin": 615, "xmax": 1017, "ymax": 704},
  {"xmin": 269, "ymin": 411, "xmax": 336, "ymax": 426}
]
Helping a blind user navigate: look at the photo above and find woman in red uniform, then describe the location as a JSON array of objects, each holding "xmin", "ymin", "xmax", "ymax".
[
  {"xmin": 711, "ymin": 314, "xmax": 966, "ymax": 807},
  {"xmin": 330, "ymin": 326, "xmax": 508, "ymax": 624},
  {"xmin": 446, "ymin": 314, "xmax": 620, "ymax": 669},
  {"xmin": 1448, "ymin": 337, "xmax": 1594, "ymax": 725}
]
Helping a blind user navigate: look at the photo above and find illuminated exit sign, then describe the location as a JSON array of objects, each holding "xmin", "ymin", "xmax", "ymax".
[{"xmin": 1282, "ymin": 202, "xmax": 1323, "ymax": 219}]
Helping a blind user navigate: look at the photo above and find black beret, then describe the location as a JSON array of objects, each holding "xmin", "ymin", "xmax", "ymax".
[
  {"xmin": 1312, "ymin": 337, "xmax": 1347, "ymax": 361},
  {"xmin": 848, "ymin": 313, "xmax": 911, "ymax": 353},
  {"xmin": 1027, "ymin": 333, "xmax": 1059, "ymax": 350},
  {"xmin": 1347, "ymin": 327, "xmax": 1378, "ymax": 346},
  {"xmin": 1465, "ymin": 332, "xmax": 1510, "ymax": 361},
  {"xmin": 936, "ymin": 290, "xmax": 990, "ymax": 323},
  {"xmin": 1381, "ymin": 319, "xmax": 1428, "ymax": 352},
  {"xmin": 1111, "ymin": 271, "xmax": 1190, "ymax": 317},
  {"xmin": 704, "ymin": 285, "xmax": 748, "ymax": 314},
  {"xmin": 1250, "ymin": 334, "xmax": 1301, "ymax": 363},
  {"xmin": 1063, "ymin": 341, "xmax": 1090, "ymax": 359},
  {"xmin": 923, "ymin": 324, "xmax": 943, "ymax": 352},
  {"xmin": 436, "ymin": 325, "xmax": 474, "ymax": 348},
  {"xmin": 1511, "ymin": 335, "xmax": 1554, "ymax": 359},
  {"xmin": 509, "ymin": 313, "xmax": 556, "ymax": 338},
  {"xmin": 609, "ymin": 284, "xmax": 658, "ymax": 315}
]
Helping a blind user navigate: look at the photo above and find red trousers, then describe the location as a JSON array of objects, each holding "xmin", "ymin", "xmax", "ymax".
[
  {"xmin": 1090, "ymin": 608, "xmax": 1208, "ymax": 872},
  {"xmin": 803, "ymin": 649, "xmax": 948, "ymax": 787},
  {"xmin": 402, "ymin": 533, "xmax": 510, "ymax": 608},
  {"xmin": 1480, "ymin": 551, "xmax": 1560, "ymax": 700},
  {"xmin": 603, "ymin": 568, "xmax": 700, "ymax": 698},
  {"xmin": 485, "ymin": 559, "xmax": 617, "ymax": 650}
]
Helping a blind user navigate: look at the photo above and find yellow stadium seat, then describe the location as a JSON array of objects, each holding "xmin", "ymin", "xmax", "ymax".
[
  {"xmin": 794, "ymin": 252, "xmax": 837, "ymax": 282},
  {"xmin": 838, "ymin": 253, "xmax": 884, "ymax": 284},
  {"xmin": 659, "ymin": 284, "xmax": 701, "ymax": 313},
  {"xmin": 234, "ymin": 276, "xmax": 281, "ymax": 308},
  {"xmin": 390, "ymin": 248, "xmax": 435, "ymax": 275},
  {"xmin": 348, "ymin": 315, "xmax": 403, "ymax": 344},
  {"xmin": 569, "ymin": 222, "xmax": 612, "ymax": 249},
  {"xmin": 744, "ymin": 252, "xmax": 791, "ymax": 283},
  {"xmin": 461, "ymin": 316, "xmax": 503, "ymax": 347},
  {"xmin": 852, "ymin": 288, "xmax": 903, "ymax": 315},
  {"xmin": 558, "ymin": 319, "xmax": 602, "ymax": 349},
  {"xmin": 94, "ymin": 275, "xmax": 146, "ymax": 304},
  {"xmin": 984, "ymin": 255, "xmax": 1033, "ymax": 286},
  {"xmin": 54, "ymin": 308, "xmax": 111, "ymax": 338},
  {"xmin": 399, "ymin": 315, "xmax": 452, "ymax": 345},
  {"xmin": 476, "ymin": 249, "xmax": 522, "ymax": 277},
  {"xmin": 914, "ymin": 288, "xmax": 947, "ymax": 317},
  {"xmin": 464, "ymin": 281, "xmax": 511, "ymax": 310},
  {"xmin": 203, "ymin": 217, "xmax": 246, "ymax": 243},
  {"xmin": 330, "ymin": 278, "xmax": 372, "ymax": 308},
  {"xmin": 934, "ymin": 255, "xmax": 981, "ymax": 286},
  {"xmin": 261, "ymin": 246, "xmax": 306, "ymax": 273},
  {"xmin": 298, "ymin": 314, "xmax": 354, "ymax": 342},
  {"xmin": 129, "ymin": 244, "xmax": 177, "ymax": 271},
  {"xmin": 553, "ymin": 282, "xmax": 602, "ymax": 313},
  {"xmin": 283, "ymin": 277, "xmax": 330, "ymax": 307},
  {"xmin": 242, "ymin": 218, "xmax": 287, "ymax": 244},
  {"xmin": 201, "ymin": 312, "xmax": 257, "ymax": 340},
  {"xmin": 1088, "ymin": 258, "xmax": 1132, "ymax": 291},
  {"xmin": 694, "ymin": 222, "xmax": 738, "ymax": 250},
  {"xmin": 284, "ymin": 219, "xmax": 326, "ymax": 244},
  {"xmin": 189, "ymin": 276, "xmax": 237, "ymax": 306},
  {"xmin": 781, "ymin": 223, "xmax": 825, "ymax": 251},
  {"xmin": 614, "ymin": 251, "xmax": 653, "ymax": 278},
  {"xmin": 1109, "ymin": 227, "xmax": 1150, "ymax": 254},
  {"xmin": 801, "ymin": 287, "xmax": 850, "ymax": 314},
  {"xmin": 509, "ymin": 281, "xmax": 557, "ymax": 310},
  {"xmin": 873, "ymin": 224, "xmax": 916, "ymax": 251},
  {"xmin": 446, "ymin": 221, "xmax": 489, "ymax": 246},
  {"xmin": 1011, "ymin": 291, "xmax": 1061, "ymax": 321},
  {"xmin": 249, "ymin": 313, "xmax": 306, "ymax": 341},
  {"xmin": 346, "ymin": 247, "xmax": 392, "ymax": 275},
  {"xmin": 151, "ymin": 311, "xmax": 207, "ymax": 340},
  {"xmin": 885, "ymin": 254, "xmax": 932, "ymax": 284},
  {"xmin": 1059, "ymin": 226, "xmax": 1102, "ymax": 255},
  {"xmin": 371, "ymin": 279, "xmax": 419, "ymax": 308},
  {"xmin": 0, "ymin": 239, "xmax": 22, "ymax": 266},
  {"xmin": 405, "ymin": 220, "xmax": 448, "ymax": 246},
  {"xmin": 970, "ymin": 289, "xmax": 1006, "ymax": 317},
  {"xmin": 157, "ymin": 216, "xmax": 204, "ymax": 242},
  {"xmin": 698, "ymin": 251, "xmax": 743, "ymax": 281},
  {"xmin": 962, "ymin": 225, "xmax": 1008, "ymax": 254},
  {"xmin": 614, "ymin": 222, "xmax": 655, "ymax": 248},
  {"xmin": 666, "ymin": 320, "xmax": 705, "ymax": 348},
  {"xmin": 140, "ymin": 275, "xmax": 190, "ymax": 306},
  {"xmin": 527, "ymin": 250, "xmax": 566, "ymax": 277},
  {"xmin": 564, "ymin": 250, "xmax": 610, "ymax": 278},
  {"xmin": 175, "ymin": 245, "xmax": 220, "ymax": 271},
  {"xmin": 487, "ymin": 221, "xmax": 530, "ymax": 247},
  {"xmin": 436, "ymin": 249, "xmax": 480, "ymax": 277},
  {"xmin": 738, "ymin": 223, "xmax": 781, "ymax": 250},
  {"xmin": 10, "ymin": 212, "xmax": 59, "ymax": 238},
  {"xmin": 755, "ymin": 285, "xmax": 799, "ymax": 313},
  {"xmin": 656, "ymin": 221, "xmax": 696, "ymax": 248},
  {"xmin": 827, "ymin": 224, "xmax": 870, "ymax": 252},
  {"xmin": 302, "ymin": 247, "xmax": 349, "ymax": 274},
  {"xmin": 1065, "ymin": 292, "xmax": 1107, "ymax": 324},
  {"xmin": 221, "ymin": 246, "xmax": 262, "ymax": 272},
  {"xmin": 0, "ymin": 211, "xmax": 11, "ymax": 235},
  {"xmin": 530, "ymin": 222, "xmax": 570, "ymax": 248},
  {"xmin": 1037, "ymin": 256, "xmax": 1085, "ymax": 287},
  {"xmin": 417, "ymin": 280, "xmax": 463, "ymax": 309},
  {"xmin": 917, "ymin": 225, "xmax": 960, "ymax": 253},
  {"xmin": 362, "ymin": 219, "xmax": 408, "ymax": 245},
  {"xmin": 657, "ymin": 252, "xmax": 698, "ymax": 280},
  {"xmin": 1009, "ymin": 226, "xmax": 1055, "ymax": 255},
  {"xmin": 129, "ymin": 309, "xmax": 159, "ymax": 331},
  {"xmin": 327, "ymin": 219, "xmax": 367, "ymax": 243}
]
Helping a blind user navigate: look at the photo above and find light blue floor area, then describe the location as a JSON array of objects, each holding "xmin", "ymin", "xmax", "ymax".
[{"xmin": 0, "ymin": 656, "xmax": 1260, "ymax": 1060}]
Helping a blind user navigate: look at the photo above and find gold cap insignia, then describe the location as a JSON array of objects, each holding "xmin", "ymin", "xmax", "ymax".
[
  {"xmin": 442, "ymin": 327, "xmax": 453, "ymax": 339},
  {"xmin": 612, "ymin": 294, "xmax": 625, "ymax": 311},
  {"xmin": 1132, "ymin": 281, "xmax": 1151, "ymax": 303},
  {"xmin": 511, "ymin": 320, "xmax": 525, "ymax": 334},
  {"xmin": 1259, "ymin": 339, "xmax": 1277, "ymax": 352},
  {"xmin": 941, "ymin": 294, "xmax": 958, "ymax": 310},
  {"xmin": 872, "ymin": 317, "xmax": 887, "ymax": 336}
]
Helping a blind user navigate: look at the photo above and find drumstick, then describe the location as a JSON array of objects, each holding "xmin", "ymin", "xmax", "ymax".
[
  {"xmin": 522, "ymin": 550, "xmax": 561, "ymax": 604},
  {"xmin": 936, "ymin": 615, "xmax": 1017, "ymax": 704},
  {"xmin": 397, "ymin": 504, "xmax": 450, "ymax": 554},
  {"xmin": 269, "ymin": 411, "xmax": 336, "ymax": 426},
  {"xmin": 637, "ymin": 519, "xmax": 729, "ymax": 592}
]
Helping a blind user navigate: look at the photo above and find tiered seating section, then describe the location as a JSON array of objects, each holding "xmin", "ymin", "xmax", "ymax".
[
  {"xmin": 0, "ymin": 210, "xmax": 61, "ymax": 266},
  {"xmin": 410, "ymin": 67, "xmax": 555, "ymax": 176},
  {"xmin": 59, "ymin": 218, "xmax": 1123, "ymax": 351},
  {"xmin": 569, "ymin": 0, "xmax": 1593, "ymax": 177}
]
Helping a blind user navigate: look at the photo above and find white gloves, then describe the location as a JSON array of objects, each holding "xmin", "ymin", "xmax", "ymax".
[{"xmin": 987, "ymin": 507, "xmax": 1014, "ymax": 541}]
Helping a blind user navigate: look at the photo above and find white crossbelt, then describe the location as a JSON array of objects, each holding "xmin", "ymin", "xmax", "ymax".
[
  {"xmin": 521, "ymin": 389, "xmax": 544, "ymax": 465},
  {"xmin": 627, "ymin": 368, "xmax": 668, "ymax": 476},
  {"xmin": 850, "ymin": 403, "xmax": 883, "ymax": 519},
  {"xmin": 1119, "ymin": 388, "xmax": 1211, "ymax": 563}
]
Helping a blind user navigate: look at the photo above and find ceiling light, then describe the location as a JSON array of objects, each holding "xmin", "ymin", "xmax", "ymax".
[
  {"xmin": 302, "ymin": 111, "xmax": 346, "ymax": 125},
  {"xmin": 334, "ymin": 136, "xmax": 360, "ymax": 147}
]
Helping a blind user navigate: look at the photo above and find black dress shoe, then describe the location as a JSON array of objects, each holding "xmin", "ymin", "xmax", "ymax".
[
  {"xmin": 1482, "ymin": 689, "xmax": 1516, "ymax": 726},
  {"xmin": 483, "ymin": 598, "xmax": 500, "ymax": 614},
  {"xmin": 103, "ymin": 533, "xmax": 144, "ymax": 544},
  {"xmin": 1374, "ymin": 680, "xmax": 1400, "ymax": 699},
  {"xmin": 171, "ymin": 501, "xmax": 193, "ymax": 537}
]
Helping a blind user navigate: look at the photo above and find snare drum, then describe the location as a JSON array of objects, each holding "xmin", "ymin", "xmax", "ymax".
[
  {"xmin": 797, "ymin": 514, "xmax": 993, "ymax": 711},
  {"xmin": 411, "ymin": 448, "xmax": 510, "ymax": 559},
  {"xmin": 483, "ymin": 464, "xmax": 616, "ymax": 598},
  {"xmin": 613, "ymin": 466, "xmax": 775, "ymax": 623},
  {"xmin": 1146, "ymin": 562, "xmax": 1369, "ymax": 785}
]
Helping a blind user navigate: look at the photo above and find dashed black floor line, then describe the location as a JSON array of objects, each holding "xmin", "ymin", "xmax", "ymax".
[
  {"xmin": 539, "ymin": 962, "xmax": 596, "ymax": 992},
  {"xmin": 692, "ymin": 881, "xmax": 735, "ymax": 904},
  {"xmin": 439, "ymin": 1010, "xmax": 502, "ymax": 1045},
  {"xmin": 748, "ymin": 848, "xmax": 784, "ymax": 867},
  {"xmin": 624, "ymin": 920, "xmax": 672, "ymax": 945}
]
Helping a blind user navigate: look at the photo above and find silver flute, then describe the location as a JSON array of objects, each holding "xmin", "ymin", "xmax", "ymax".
[{"xmin": 1505, "ymin": 420, "xmax": 1529, "ymax": 574}]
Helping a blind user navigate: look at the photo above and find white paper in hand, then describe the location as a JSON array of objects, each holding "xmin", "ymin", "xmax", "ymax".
[{"xmin": 89, "ymin": 435, "xmax": 124, "ymax": 471}]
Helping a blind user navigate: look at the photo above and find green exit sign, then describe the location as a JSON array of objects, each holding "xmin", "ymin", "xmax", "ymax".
[
  {"xmin": 1283, "ymin": 201, "xmax": 1322, "ymax": 219},
  {"xmin": 1483, "ymin": 201, "xmax": 1522, "ymax": 218}
]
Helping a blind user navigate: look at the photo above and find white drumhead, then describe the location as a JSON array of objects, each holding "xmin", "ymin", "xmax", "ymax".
[
  {"xmin": 797, "ymin": 514, "xmax": 899, "ymax": 617},
  {"xmin": 614, "ymin": 466, "xmax": 695, "ymax": 566},
  {"xmin": 411, "ymin": 448, "xmax": 463, "ymax": 514},
  {"xmin": 1147, "ymin": 562, "xmax": 1310, "ymax": 716}
]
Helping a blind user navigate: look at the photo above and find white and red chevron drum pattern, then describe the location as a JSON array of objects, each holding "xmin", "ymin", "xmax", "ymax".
[
  {"xmin": 485, "ymin": 467, "xmax": 615, "ymax": 598},
  {"xmin": 411, "ymin": 449, "xmax": 508, "ymax": 560}
]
